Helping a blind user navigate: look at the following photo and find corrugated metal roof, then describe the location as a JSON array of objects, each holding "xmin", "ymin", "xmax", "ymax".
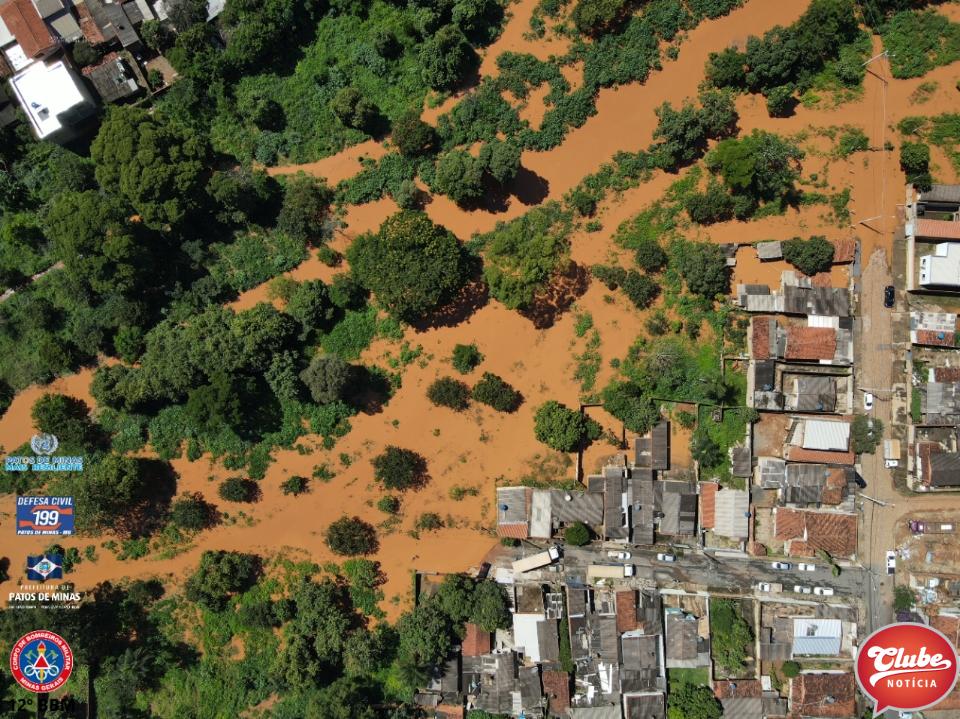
[
  {"xmin": 551, "ymin": 488, "xmax": 603, "ymax": 525},
  {"xmin": 714, "ymin": 488, "xmax": 750, "ymax": 539},
  {"xmin": 756, "ymin": 241, "xmax": 782, "ymax": 260},
  {"xmin": 530, "ymin": 489, "xmax": 553, "ymax": 539},
  {"xmin": 568, "ymin": 707, "xmax": 622, "ymax": 719},
  {"xmin": 802, "ymin": 419, "xmax": 850, "ymax": 451},
  {"xmin": 793, "ymin": 618, "xmax": 841, "ymax": 656},
  {"xmin": 922, "ymin": 184, "xmax": 960, "ymax": 204},
  {"xmin": 623, "ymin": 693, "xmax": 665, "ymax": 719}
]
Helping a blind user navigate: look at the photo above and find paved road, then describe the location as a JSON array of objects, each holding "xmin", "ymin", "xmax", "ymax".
[{"xmin": 531, "ymin": 545, "xmax": 868, "ymax": 600}]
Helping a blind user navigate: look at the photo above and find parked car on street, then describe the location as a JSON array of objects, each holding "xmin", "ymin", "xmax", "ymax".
[
  {"xmin": 771, "ymin": 561, "xmax": 792, "ymax": 570},
  {"xmin": 813, "ymin": 587, "xmax": 835, "ymax": 596},
  {"xmin": 607, "ymin": 550, "xmax": 631, "ymax": 560},
  {"xmin": 656, "ymin": 553, "xmax": 676, "ymax": 562},
  {"xmin": 793, "ymin": 585, "xmax": 812, "ymax": 594},
  {"xmin": 756, "ymin": 582, "xmax": 783, "ymax": 593},
  {"xmin": 884, "ymin": 285, "xmax": 895, "ymax": 308},
  {"xmin": 863, "ymin": 392, "xmax": 874, "ymax": 411},
  {"xmin": 798, "ymin": 563, "xmax": 816, "ymax": 571},
  {"xmin": 886, "ymin": 550, "xmax": 897, "ymax": 575}
]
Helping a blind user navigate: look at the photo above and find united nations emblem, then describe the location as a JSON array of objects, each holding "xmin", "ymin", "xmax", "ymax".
[{"xmin": 30, "ymin": 434, "xmax": 59, "ymax": 456}]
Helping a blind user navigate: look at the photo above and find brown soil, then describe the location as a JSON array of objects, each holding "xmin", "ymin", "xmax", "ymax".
[{"xmin": 6, "ymin": 0, "xmax": 960, "ymax": 620}]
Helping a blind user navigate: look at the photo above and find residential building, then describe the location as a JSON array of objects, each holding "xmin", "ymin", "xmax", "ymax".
[
  {"xmin": 788, "ymin": 673, "xmax": 856, "ymax": 718},
  {"xmin": 0, "ymin": 0, "xmax": 58, "ymax": 72},
  {"xmin": 911, "ymin": 311, "xmax": 958, "ymax": 347},
  {"xmin": 735, "ymin": 272, "xmax": 850, "ymax": 317},
  {"xmin": 784, "ymin": 417, "xmax": 855, "ymax": 465},
  {"xmin": 82, "ymin": 51, "xmax": 141, "ymax": 103},
  {"xmin": 773, "ymin": 507, "xmax": 857, "ymax": 558},
  {"xmin": 791, "ymin": 618, "xmax": 842, "ymax": 657},
  {"xmin": 9, "ymin": 57, "xmax": 95, "ymax": 139},
  {"xmin": 698, "ymin": 482, "xmax": 750, "ymax": 540}
]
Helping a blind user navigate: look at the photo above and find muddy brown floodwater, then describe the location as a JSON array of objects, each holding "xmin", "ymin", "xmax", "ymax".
[{"xmin": 3, "ymin": 0, "xmax": 957, "ymax": 620}]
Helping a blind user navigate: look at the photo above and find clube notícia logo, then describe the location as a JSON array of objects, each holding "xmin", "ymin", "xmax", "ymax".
[
  {"xmin": 856, "ymin": 622, "xmax": 960, "ymax": 716},
  {"xmin": 5, "ymin": 433, "xmax": 83, "ymax": 472},
  {"xmin": 9, "ymin": 630, "xmax": 74, "ymax": 693}
]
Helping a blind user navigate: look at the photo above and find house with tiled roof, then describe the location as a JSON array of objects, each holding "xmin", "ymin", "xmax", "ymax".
[
  {"xmin": 462, "ymin": 623, "xmax": 491, "ymax": 658},
  {"xmin": 542, "ymin": 670, "xmax": 570, "ymax": 717},
  {"xmin": 911, "ymin": 311, "xmax": 958, "ymax": 347},
  {"xmin": 788, "ymin": 673, "xmax": 856, "ymax": 718},
  {"xmin": 915, "ymin": 441, "xmax": 960, "ymax": 488},
  {"xmin": 756, "ymin": 460, "xmax": 856, "ymax": 510},
  {"xmin": 773, "ymin": 507, "xmax": 857, "ymax": 558},
  {"xmin": 750, "ymin": 316, "xmax": 853, "ymax": 365}
]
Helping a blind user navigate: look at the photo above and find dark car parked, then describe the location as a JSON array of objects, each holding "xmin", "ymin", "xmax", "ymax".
[{"xmin": 884, "ymin": 285, "xmax": 895, "ymax": 308}]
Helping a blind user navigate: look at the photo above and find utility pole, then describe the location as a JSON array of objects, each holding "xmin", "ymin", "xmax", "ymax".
[{"xmin": 858, "ymin": 493, "xmax": 893, "ymax": 508}]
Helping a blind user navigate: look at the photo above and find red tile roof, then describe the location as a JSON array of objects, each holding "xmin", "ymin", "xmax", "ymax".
[
  {"xmin": 462, "ymin": 623, "xmax": 491, "ymax": 657},
  {"xmin": 497, "ymin": 522, "xmax": 529, "ymax": 539},
  {"xmin": 714, "ymin": 679, "xmax": 762, "ymax": 699},
  {"xmin": 542, "ymin": 671, "xmax": 570, "ymax": 716},
  {"xmin": 930, "ymin": 614, "xmax": 960, "ymax": 647},
  {"xmin": 915, "ymin": 218, "xmax": 960, "ymax": 240},
  {"xmin": 830, "ymin": 238, "xmax": 857, "ymax": 263},
  {"xmin": 775, "ymin": 508, "xmax": 857, "ymax": 557},
  {"xmin": 790, "ymin": 673, "xmax": 856, "ymax": 718},
  {"xmin": 918, "ymin": 330, "xmax": 956, "ymax": 347},
  {"xmin": 699, "ymin": 482, "xmax": 718, "ymax": 529},
  {"xmin": 810, "ymin": 272, "xmax": 834, "ymax": 288},
  {"xmin": 820, "ymin": 468, "xmax": 848, "ymax": 505},
  {"xmin": 785, "ymin": 447, "xmax": 856, "ymax": 465},
  {"xmin": 935, "ymin": 367, "xmax": 960, "ymax": 382},
  {"xmin": 784, "ymin": 326, "xmax": 837, "ymax": 361},
  {"xmin": 918, "ymin": 442, "xmax": 944, "ymax": 485},
  {"xmin": 75, "ymin": 0, "xmax": 106, "ymax": 45},
  {"xmin": 615, "ymin": 590, "xmax": 638, "ymax": 633},
  {"xmin": 435, "ymin": 705, "xmax": 464, "ymax": 719},
  {"xmin": 752, "ymin": 317, "xmax": 772, "ymax": 359},
  {"xmin": 0, "ymin": 0, "xmax": 56, "ymax": 58}
]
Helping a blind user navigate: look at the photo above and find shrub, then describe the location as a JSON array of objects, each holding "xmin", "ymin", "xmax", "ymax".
[
  {"xmin": 691, "ymin": 427, "xmax": 722, "ymax": 468},
  {"xmin": 622, "ymin": 271, "xmax": 660, "ymax": 310},
  {"xmin": 452, "ymin": 343, "xmax": 484, "ymax": 374},
  {"xmin": 415, "ymin": 512, "xmax": 443, "ymax": 531},
  {"xmin": 472, "ymin": 372, "xmax": 522, "ymax": 412},
  {"xmin": 372, "ymin": 446, "xmax": 428, "ymax": 490},
  {"xmin": 837, "ymin": 128, "xmax": 869, "ymax": 157},
  {"xmin": 684, "ymin": 183, "xmax": 735, "ymax": 224},
  {"xmin": 331, "ymin": 87, "xmax": 378, "ymax": 131},
  {"xmin": 894, "ymin": 585, "xmax": 916, "ymax": 611},
  {"xmin": 781, "ymin": 236, "xmax": 835, "ymax": 276},
  {"xmin": 169, "ymin": 492, "xmax": 215, "ymax": 530},
  {"xmin": 377, "ymin": 495, "xmax": 400, "ymax": 514},
  {"xmin": 672, "ymin": 240, "xmax": 730, "ymax": 298},
  {"xmin": 427, "ymin": 376, "xmax": 471, "ymax": 410},
  {"xmin": 592, "ymin": 264, "xmax": 627, "ymax": 290},
  {"xmin": 300, "ymin": 354, "xmax": 352, "ymax": 404},
  {"xmin": 900, "ymin": 141, "xmax": 931, "ymax": 189},
  {"xmin": 781, "ymin": 660, "xmax": 800, "ymax": 678},
  {"xmin": 218, "ymin": 477, "xmax": 259, "ymax": 503},
  {"xmin": 392, "ymin": 111, "xmax": 437, "ymax": 157},
  {"xmin": 184, "ymin": 550, "xmax": 261, "ymax": 611},
  {"xmin": 765, "ymin": 84, "xmax": 796, "ymax": 117},
  {"xmin": 433, "ymin": 150, "xmax": 485, "ymax": 204},
  {"xmin": 564, "ymin": 521, "xmax": 591, "ymax": 546},
  {"xmin": 633, "ymin": 236, "xmax": 667, "ymax": 272},
  {"xmin": 326, "ymin": 516, "xmax": 378, "ymax": 556},
  {"xmin": 533, "ymin": 400, "xmax": 602, "ymax": 452},
  {"xmin": 281, "ymin": 476, "xmax": 308, "ymax": 495},
  {"xmin": 851, "ymin": 414, "xmax": 883, "ymax": 454},
  {"xmin": 479, "ymin": 139, "xmax": 522, "ymax": 185}
]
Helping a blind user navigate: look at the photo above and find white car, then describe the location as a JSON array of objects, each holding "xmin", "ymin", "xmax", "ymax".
[
  {"xmin": 798, "ymin": 563, "xmax": 816, "ymax": 571},
  {"xmin": 607, "ymin": 551, "xmax": 631, "ymax": 560},
  {"xmin": 756, "ymin": 582, "xmax": 772, "ymax": 592},
  {"xmin": 771, "ymin": 561, "xmax": 792, "ymax": 570},
  {"xmin": 793, "ymin": 585, "xmax": 812, "ymax": 594},
  {"xmin": 813, "ymin": 587, "xmax": 835, "ymax": 596},
  {"xmin": 656, "ymin": 553, "xmax": 676, "ymax": 562},
  {"xmin": 886, "ymin": 550, "xmax": 897, "ymax": 575},
  {"xmin": 864, "ymin": 392, "xmax": 874, "ymax": 411},
  {"xmin": 885, "ymin": 459, "xmax": 899, "ymax": 469}
]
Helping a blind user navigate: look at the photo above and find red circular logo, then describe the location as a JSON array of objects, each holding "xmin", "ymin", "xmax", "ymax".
[
  {"xmin": 856, "ymin": 623, "xmax": 959, "ymax": 715},
  {"xmin": 9, "ymin": 630, "xmax": 74, "ymax": 693}
]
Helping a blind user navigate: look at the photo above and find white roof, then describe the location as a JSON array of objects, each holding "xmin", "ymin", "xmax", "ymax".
[
  {"xmin": 10, "ymin": 60, "xmax": 90, "ymax": 139},
  {"xmin": 713, "ymin": 488, "xmax": 750, "ymax": 539},
  {"xmin": 0, "ymin": 17, "xmax": 13, "ymax": 47},
  {"xmin": 920, "ymin": 243, "xmax": 960, "ymax": 287},
  {"xmin": 792, "ymin": 618, "xmax": 842, "ymax": 656},
  {"xmin": 3, "ymin": 43, "xmax": 30, "ymax": 71},
  {"xmin": 801, "ymin": 419, "xmax": 850, "ymax": 451},
  {"xmin": 529, "ymin": 489, "xmax": 552, "ymax": 539},
  {"xmin": 806, "ymin": 315, "xmax": 840, "ymax": 329},
  {"xmin": 512, "ymin": 614, "xmax": 545, "ymax": 662}
]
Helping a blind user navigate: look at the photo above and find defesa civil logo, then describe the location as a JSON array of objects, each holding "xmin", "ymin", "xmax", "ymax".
[
  {"xmin": 9, "ymin": 630, "xmax": 74, "ymax": 693},
  {"xmin": 856, "ymin": 622, "xmax": 959, "ymax": 716}
]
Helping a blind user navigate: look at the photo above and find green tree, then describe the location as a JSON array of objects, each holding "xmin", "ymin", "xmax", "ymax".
[
  {"xmin": 691, "ymin": 427, "xmax": 722, "ymax": 468},
  {"xmin": 206, "ymin": 167, "xmax": 279, "ymax": 226},
  {"xmin": 668, "ymin": 681, "xmax": 722, "ymax": 719},
  {"xmin": 684, "ymin": 182, "xmax": 735, "ymax": 225},
  {"xmin": 564, "ymin": 521, "xmax": 591, "ymax": 546},
  {"xmin": 91, "ymin": 107, "xmax": 209, "ymax": 227},
  {"xmin": 281, "ymin": 475, "xmax": 309, "ymax": 495},
  {"xmin": 707, "ymin": 129, "xmax": 803, "ymax": 204},
  {"xmin": 633, "ymin": 237, "xmax": 667, "ymax": 273},
  {"xmin": 470, "ymin": 580, "xmax": 511, "ymax": 631},
  {"xmin": 471, "ymin": 372, "xmax": 522, "ymax": 412},
  {"xmin": 218, "ymin": 477, "xmax": 259, "ymax": 503},
  {"xmin": 184, "ymin": 550, "xmax": 261, "ymax": 611},
  {"xmin": 433, "ymin": 150, "xmax": 485, "ymax": 204},
  {"xmin": 420, "ymin": 25, "xmax": 477, "ymax": 90},
  {"xmin": 397, "ymin": 598, "xmax": 454, "ymax": 668},
  {"xmin": 765, "ymin": 84, "xmax": 796, "ymax": 117},
  {"xmin": 55, "ymin": 454, "xmax": 150, "ymax": 534},
  {"xmin": 479, "ymin": 139, "xmax": 522, "ymax": 185},
  {"xmin": 894, "ymin": 585, "xmax": 916, "ymax": 611},
  {"xmin": 284, "ymin": 577, "xmax": 361, "ymax": 680},
  {"xmin": 533, "ymin": 400, "xmax": 601, "ymax": 452},
  {"xmin": 672, "ymin": 241, "xmax": 730, "ymax": 299},
  {"xmin": 652, "ymin": 100, "xmax": 708, "ymax": 168},
  {"xmin": 277, "ymin": 174, "xmax": 334, "ymax": 245},
  {"xmin": 622, "ymin": 271, "xmax": 660, "ymax": 310},
  {"xmin": 427, "ymin": 376, "xmax": 471, "ymax": 410},
  {"xmin": 571, "ymin": 0, "xmax": 629, "ymax": 33},
  {"xmin": 347, "ymin": 211, "xmax": 467, "ymax": 322},
  {"xmin": 140, "ymin": 19, "xmax": 175, "ymax": 51},
  {"xmin": 900, "ymin": 141, "xmax": 931, "ymax": 189},
  {"xmin": 331, "ymin": 87, "xmax": 378, "ymax": 131},
  {"xmin": 325, "ymin": 516, "xmax": 379, "ymax": 556},
  {"xmin": 392, "ymin": 111, "xmax": 437, "ymax": 157},
  {"xmin": 710, "ymin": 599, "xmax": 753, "ymax": 674},
  {"xmin": 169, "ymin": 492, "xmax": 214, "ymax": 530},
  {"xmin": 372, "ymin": 446, "xmax": 427, "ymax": 490},
  {"xmin": 781, "ymin": 236, "xmax": 835, "ymax": 276},
  {"xmin": 781, "ymin": 660, "xmax": 800, "ymax": 678},
  {"xmin": 601, "ymin": 381, "xmax": 660, "ymax": 434},
  {"xmin": 31, "ymin": 393, "xmax": 98, "ymax": 450},
  {"xmin": 300, "ymin": 354, "xmax": 352, "ymax": 404},
  {"xmin": 482, "ymin": 203, "xmax": 572, "ymax": 310},
  {"xmin": 452, "ymin": 343, "xmax": 484, "ymax": 373},
  {"xmin": 851, "ymin": 414, "xmax": 883, "ymax": 454}
]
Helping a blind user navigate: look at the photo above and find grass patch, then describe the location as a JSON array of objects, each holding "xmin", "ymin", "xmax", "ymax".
[{"xmin": 668, "ymin": 666, "xmax": 710, "ymax": 690}]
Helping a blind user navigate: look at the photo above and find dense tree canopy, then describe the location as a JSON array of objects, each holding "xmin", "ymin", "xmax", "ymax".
[
  {"xmin": 781, "ymin": 236, "xmax": 835, "ymax": 276},
  {"xmin": 348, "ymin": 211, "xmax": 467, "ymax": 322},
  {"xmin": 91, "ymin": 107, "xmax": 209, "ymax": 227},
  {"xmin": 533, "ymin": 400, "xmax": 602, "ymax": 452}
]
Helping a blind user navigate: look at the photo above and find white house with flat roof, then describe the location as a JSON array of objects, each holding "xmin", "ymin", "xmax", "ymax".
[
  {"xmin": 9, "ymin": 59, "xmax": 95, "ymax": 139},
  {"xmin": 920, "ymin": 242, "xmax": 960, "ymax": 288}
]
